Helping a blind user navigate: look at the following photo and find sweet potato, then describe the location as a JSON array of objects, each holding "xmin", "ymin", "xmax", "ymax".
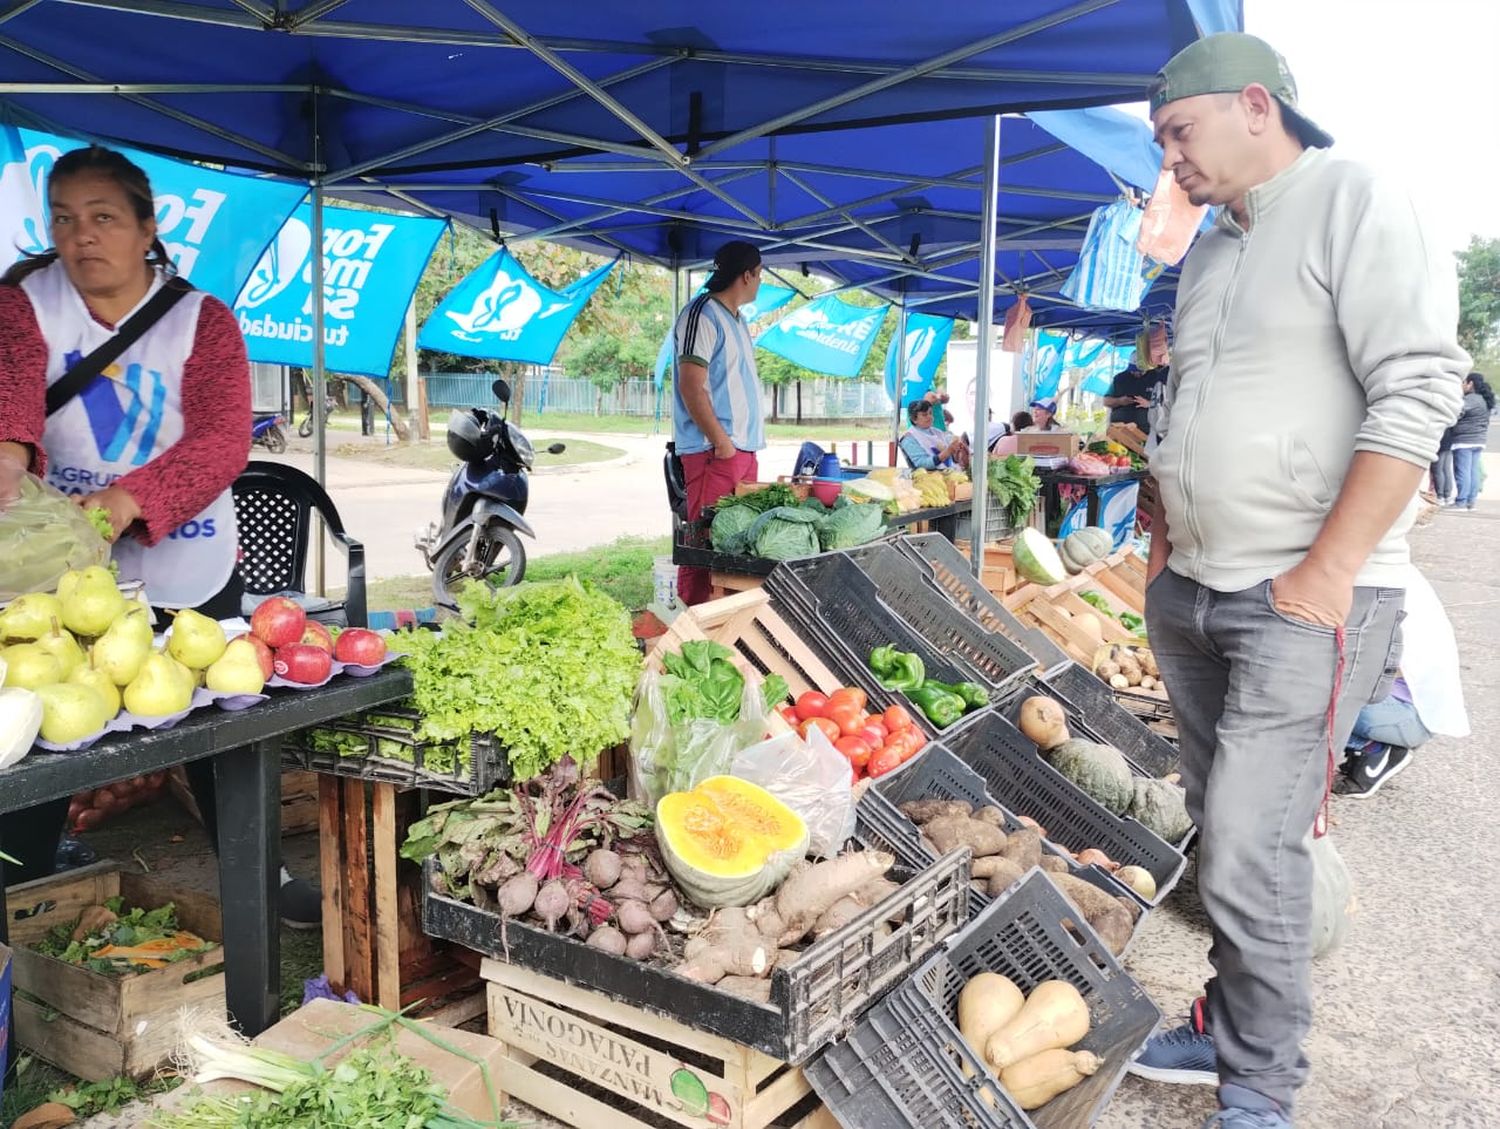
[
  {"xmin": 1016, "ymin": 815, "xmax": 1047, "ymax": 837},
  {"xmin": 1050, "ymin": 873, "xmax": 1134, "ymax": 955},
  {"xmin": 924, "ymin": 816, "xmax": 1007, "ymax": 858},
  {"xmin": 985, "ymin": 859, "xmax": 1026, "ymax": 896},
  {"xmin": 773, "ymin": 851, "xmax": 895, "ymax": 946},
  {"xmin": 973, "ymin": 806, "xmax": 1007, "ymax": 826},
  {"xmin": 678, "ymin": 935, "xmax": 770, "ymax": 982},
  {"xmin": 900, "ymin": 799, "xmax": 972, "ymax": 824},
  {"xmin": 972, "ymin": 856, "xmax": 1022, "ymax": 880},
  {"xmin": 1039, "ymin": 855, "xmax": 1070, "ymax": 875},
  {"xmin": 854, "ymin": 876, "xmax": 900, "ymax": 906},
  {"xmin": 813, "ymin": 895, "xmax": 866, "ymax": 938},
  {"xmin": 717, "ymin": 976, "xmax": 774, "ymax": 1003},
  {"xmin": 1075, "ymin": 848, "xmax": 1119, "ymax": 873},
  {"xmin": 1000, "ymin": 828, "xmax": 1043, "ymax": 870}
]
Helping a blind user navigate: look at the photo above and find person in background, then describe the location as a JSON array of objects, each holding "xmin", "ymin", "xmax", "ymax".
[
  {"xmin": 671, "ymin": 240, "xmax": 766, "ymax": 605},
  {"xmin": 1449, "ymin": 372, "xmax": 1492, "ymax": 510},
  {"xmin": 1134, "ymin": 33, "xmax": 1466, "ymax": 1128},
  {"xmin": 1104, "ymin": 359, "xmax": 1169, "ymax": 432},
  {"xmin": 1021, "ymin": 398, "xmax": 1060, "ymax": 431},
  {"xmin": 1011, "ymin": 410, "xmax": 1034, "ymax": 433},
  {"xmin": 0, "ymin": 145, "xmax": 321, "ymax": 927},
  {"xmin": 900, "ymin": 398, "xmax": 969, "ymax": 469},
  {"xmin": 1336, "ymin": 566, "xmax": 1468, "ymax": 797},
  {"xmin": 1429, "ymin": 428, "xmax": 1456, "ymax": 505}
]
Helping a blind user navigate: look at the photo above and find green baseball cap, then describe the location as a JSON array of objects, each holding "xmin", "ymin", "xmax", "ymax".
[{"xmin": 1149, "ymin": 33, "xmax": 1333, "ymax": 149}]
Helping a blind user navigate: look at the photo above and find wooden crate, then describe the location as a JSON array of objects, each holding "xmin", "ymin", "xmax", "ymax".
[
  {"xmin": 1106, "ymin": 422, "xmax": 1149, "ymax": 457},
  {"xmin": 1004, "ymin": 548, "xmax": 1148, "ymax": 667},
  {"xmin": 5, "ymin": 862, "xmax": 225, "ymax": 1081},
  {"xmin": 319, "ymin": 778, "xmax": 478, "ymax": 1013},
  {"xmin": 166, "ymin": 767, "xmax": 322, "ymax": 836},
  {"xmin": 482, "ymin": 959, "xmax": 837, "ymax": 1129}
]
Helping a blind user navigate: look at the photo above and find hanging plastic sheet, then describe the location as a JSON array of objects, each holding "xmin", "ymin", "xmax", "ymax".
[{"xmin": 1060, "ymin": 200, "xmax": 1162, "ymax": 313}]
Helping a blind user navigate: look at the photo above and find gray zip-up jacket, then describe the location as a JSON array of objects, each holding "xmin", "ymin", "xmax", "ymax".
[{"xmin": 1156, "ymin": 149, "xmax": 1468, "ymax": 592}]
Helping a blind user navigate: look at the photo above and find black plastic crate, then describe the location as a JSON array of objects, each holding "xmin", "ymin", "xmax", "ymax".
[
  {"xmin": 868, "ymin": 746, "xmax": 1152, "ymax": 927},
  {"xmin": 822, "ymin": 542, "xmax": 1036, "ymax": 697},
  {"xmin": 282, "ymin": 703, "xmax": 509, "ymax": 795},
  {"xmin": 806, "ymin": 870, "xmax": 1161, "ymax": 1129},
  {"xmin": 1041, "ymin": 662, "xmax": 1178, "ymax": 778},
  {"xmin": 942, "ymin": 710, "xmax": 1186, "ymax": 907},
  {"xmin": 894, "ymin": 532, "xmax": 1071, "ymax": 670},
  {"xmin": 423, "ymin": 811, "xmax": 972, "ymax": 1064},
  {"xmin": 672, "ymin": 511, "xmax": 777, "ymax": 575}
]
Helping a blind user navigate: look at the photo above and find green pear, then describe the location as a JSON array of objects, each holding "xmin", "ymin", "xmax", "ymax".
[
  {"xmin": 33, "ymin": 620, "xmax": 85, "ymax": 680},
  {"xmin": 167, "ymin": 608, "xmax": 227, "ymax": 670},
  {"xmin": 69, "ymin": 659, "xmax": 122, "ymax": 717},
  {"xmin": 36, "ymin": 682, "xmax": 112, "ymax": 744},
  {"xmin": 205, "ymin": 637, "xmax": 267, "ymax": 695},
  {"xmin": 0, "ymin": 593, "xmax": 66, "ymax": 642},
  {"xmin": 58, "ymin": 566, "xmax": 126, "ymax": 638},
  {"xmin": 91, "ymin": 607, "xmax": 154, "ymax": 687},
  {"xmin": 2, "ymin": 643, "xmax": 64, "ymax": 690},
  {"xmin": 122, "ymin": 652, "xmax": 194, "ymax": 718}
]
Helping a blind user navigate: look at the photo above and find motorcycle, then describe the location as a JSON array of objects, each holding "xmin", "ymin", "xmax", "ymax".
[
  {"xmin": 297, "ymin": 393, "xmax": 337, "ymax": 438},
  {"xmin": 415, "ymin": 378, "xmax": 565, "ymax": 607},
  {"xmin": 251, "ymin": 412, "xmax": 287, "ymax": 454}
]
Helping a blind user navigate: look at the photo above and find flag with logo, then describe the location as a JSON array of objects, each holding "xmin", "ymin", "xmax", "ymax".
[
  {"xmin": 234, "ymin": 204, "xmax": 445, "ymax": 376},
  {"xmin": 756, "ymin": 293, "xmax": 888, "ymax": 378},
  {"xmin": 883, "ymin": 311, "xmax": 952, "ymax": 404},
  {"xmin": 419, "ymin": 248, "xmax": 617, "ymax": 365},
  {"xmin": 653, "ymin": 283, "xmax": 796, "ymax": 387},
  {"xmin": 2, "ymin": 127, "xmax": 306, "ymax": 302},
  {"xmin": 1029, "ymin": 329, "xmax": 1070, "ymax": 401}
]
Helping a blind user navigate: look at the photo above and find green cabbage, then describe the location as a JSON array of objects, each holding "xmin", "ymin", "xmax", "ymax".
[
  {"xmin": 748, "ymin": 506, "xmax": 822, "ymax": 561},
  {"xmin": 710, "ymin": 503, "xmax": 758, "ymax": 554},
  {"xmin": 816, "ymin": 501, "xmax": 886, "ymax": 550}
]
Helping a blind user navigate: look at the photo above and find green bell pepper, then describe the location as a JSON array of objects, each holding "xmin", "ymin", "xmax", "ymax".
[
  {"xmin": 907, "ymin": 684, "xmax": 966, "ymax": 728},
  {"xmin": 921, "ymin": 678, "xmax": 990, "ymax": 711},
  {"xmin": 869, "ymin": 645, "xmax": 926, "ymax": 691}
]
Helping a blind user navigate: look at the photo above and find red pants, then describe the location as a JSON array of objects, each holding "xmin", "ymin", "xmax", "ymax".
[{"xmin": 679, "ymin": 448, "xmax": 758, "ymax": 606}]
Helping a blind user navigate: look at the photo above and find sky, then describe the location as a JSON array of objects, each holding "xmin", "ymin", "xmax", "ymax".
[{"xmin": 1244, "ymin": 0, "xmax": 1500, "ymax": 256}]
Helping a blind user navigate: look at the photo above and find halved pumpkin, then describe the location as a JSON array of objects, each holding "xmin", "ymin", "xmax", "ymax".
[{"xmin": 656, "ymin": 776, "xmax": 809, "ymax": 908}]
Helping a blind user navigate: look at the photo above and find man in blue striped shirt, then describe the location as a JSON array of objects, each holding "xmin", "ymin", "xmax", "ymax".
[{"xmin": 673, "ymin": 240, "xmax": 768, "ymax": 604}]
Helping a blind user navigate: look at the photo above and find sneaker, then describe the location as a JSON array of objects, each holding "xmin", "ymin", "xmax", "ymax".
[
  {"xmin": 1128, "ymin": 998, "xmax": 1217, "ymax": 1085},
  {"xmin": 55, "ymin": 836, "xmax": 98, "ymax": 873},
  {"xmin": 279, "ymin": 878, "xmax": 324, "ymax": 930},
  {"xmin": 1202, "ymin": 1109, "xmax": 1292, "ymax": 1128},
  {"xmin": 1333, "ymin": 743, "xmax": 1411, "ymax": 799}
]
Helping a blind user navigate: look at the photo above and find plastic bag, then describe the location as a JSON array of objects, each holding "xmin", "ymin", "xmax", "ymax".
[
  {"xmin": 0, "ymin": 473, "xmax": 110, "ymax": 602},
  {"xmin": 1136, "ymin": 168, "xmax": 1207, "ymax": 267},
  {"xmin": 1060, "ymin": 200, "xmax": 1157, "ymax": 313},
  {"xmin": 731, "ymin": 726, "xmax": 856, "ymax": 859},
  {"xmin": 628, "ymin": 667, "xmax": 769, "ymax": 807}
]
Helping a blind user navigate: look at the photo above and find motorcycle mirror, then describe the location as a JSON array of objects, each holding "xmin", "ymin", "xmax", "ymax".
[
  {"xmin": 492, "ymin": 379, "xmax": 512, "ymax": 404},
  {"xmin": 546, "ymin": 443, "xmax": 567, "ymax": 455}
]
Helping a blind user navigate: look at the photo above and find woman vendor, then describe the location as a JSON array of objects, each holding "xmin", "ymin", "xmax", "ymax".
[
  {"xmin": 0, "ymin": 145, "xmax": 319, "ymax": 926},
  {"xmin": 899, "ymin": 397, "xmax": 970, "ymax": 470}
]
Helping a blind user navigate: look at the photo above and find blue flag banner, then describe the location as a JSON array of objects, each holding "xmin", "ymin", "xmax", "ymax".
[
  {"xmin": 756, "ymin": 294, "xmax": 888, "ymax": 378},
  {"xmin": 653, "ymin": 282, "xmax": 798, "ymax": 388},
  {"xmin": 884, "ymin": 312, "xmax": 953, "ymax": 404},
  {"xmin": 419, "ymin": 248, "xmax": 616, "ymax": 365},
  {"xmin": 1029, "ymin": 329, "xmax": 1070, "ymax": 401},
  {"xmin": 234, "ymin": 204, "xmax": 445, "ymax": 377},
  {"xmin": 1078, "ymin": 342, "xmax": 1134, "ymax": 397},
  {"xmin": 2, "ymin": 127, "xmax": 306, "ymax": 303}
]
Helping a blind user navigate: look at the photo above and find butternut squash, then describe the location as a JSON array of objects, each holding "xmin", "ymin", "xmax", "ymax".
[
  {"xmin": 956, "ymin": 972, "xmax": 1025, "ymax": 1107},
  {"xmin": 1001, "ymin": 1048, "xmax": 1101, "ymax": 1109},
  {"xmin": 985, "ymin": 980, "xmax": 1090, "ymax": 1069}
]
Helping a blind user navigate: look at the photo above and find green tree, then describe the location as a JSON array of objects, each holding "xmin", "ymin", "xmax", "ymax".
[{"xmin": 1456, "ymin": 235, "xmax": 1500, "ymax": 371}]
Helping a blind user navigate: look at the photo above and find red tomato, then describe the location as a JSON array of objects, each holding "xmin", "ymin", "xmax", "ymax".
[
  {"xmin": 834, "ymin": 735, "xmax": 872, "ymax": 769},
  {"xmin": 777, "ymin": 705, "xmax": 800, "ymax": 726},
  {"xmin": 857, "ymin": 722, "xmax": 888, "ymax": 748},
  {"xmin": 826, "ymin": 701, "xmax": 865, "ymax": 736},
  {"xmin": 882, "ymin": 704, "xmax": 914, "ymax": 732},
  {"xmin": 868, "ymin": 745, "xmax": 905, "ymax": 778},
  {"xmin": 904, "ymin": 729, "xmax": 928, "ymax": 757},
  {"xmin": 828, "ymin": 687, "xmax": 868, "ymax": 713},
  {"xmin": 800, "ymin": 717, "xmax": 841, "ymax": 744},
  {"xmin": 795, "ymin": 691, "xmax": 830, "ymax": 721}
]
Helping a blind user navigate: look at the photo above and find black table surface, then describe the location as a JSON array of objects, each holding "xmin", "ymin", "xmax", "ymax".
[{"xmin": 1035, "ymin": 468, "xmax": 1147, "ymax": 488}]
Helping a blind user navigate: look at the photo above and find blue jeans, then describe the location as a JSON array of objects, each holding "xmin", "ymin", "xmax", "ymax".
[
  {"xmin": 1452, "ymin": 446, "xmax": 1483, "ymax": 508},
  {"xmin": 1349, "ymin": 696, "xmax": 1431, "ymax": 750}
]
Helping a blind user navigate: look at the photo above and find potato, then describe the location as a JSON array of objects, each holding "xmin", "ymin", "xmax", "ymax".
[
  {"xmin": 1096, "ymin": 660, "xmax": 1121, "ymax": 680},
  {"xmin": 1110, "ymin": 674, "xmax": 1130, "ymax": 689},
  {"xmin": 1039, "ymin": 855, "xmax": 1070, "ymax": 875},
  {"xmin": 985, "ymin": 859, "xmax": 1027, "ymax": 896},
  {"xmin": 925, "ymin": 815, "xmax": 1008, "ymax": 858},
  {"xmin": 999, "ymin": 827, "xmax": 1043, "ymax": 870}
]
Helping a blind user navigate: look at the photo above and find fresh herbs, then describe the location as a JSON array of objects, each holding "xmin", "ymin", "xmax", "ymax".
[
  {"xmin": 725, "ymin": 483, "xmax": 802, "ymax": 513},
  {"xmin": 36, "ymin": 897, "xmax": 215, "ymax": 976},
  {"xmin": 660, "ymin": 641, "xmax": 788, "ymax": 725},
  {"xmin": 389, "ymin": 577, "xmax": 642, "ymax": 781},
  {"xmin": 987, "ymin": 455, "xmax": 1043, "ymax": 529}
]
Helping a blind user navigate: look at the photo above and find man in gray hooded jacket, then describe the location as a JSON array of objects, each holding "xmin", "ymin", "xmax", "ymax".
[{"xmin": 1128, "ymin": 33, "xmax": 1468, "ymax": 1129}]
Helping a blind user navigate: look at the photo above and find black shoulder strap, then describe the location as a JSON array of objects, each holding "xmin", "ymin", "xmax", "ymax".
[{"xmin": 46, "ymin": 276, "xmax": 194, "ymax": 417}]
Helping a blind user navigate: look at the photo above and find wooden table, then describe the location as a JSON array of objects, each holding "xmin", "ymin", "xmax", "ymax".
[{"xmin": 0, "ymin": 667, "xmax": 412, "ymax": 1037}]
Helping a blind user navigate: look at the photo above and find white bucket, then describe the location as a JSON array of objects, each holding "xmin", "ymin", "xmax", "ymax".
[{"xmin": 652, "ymin": 556, "xmax": 678, "ymax": 608}]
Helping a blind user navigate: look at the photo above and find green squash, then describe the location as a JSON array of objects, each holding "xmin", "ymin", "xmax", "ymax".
[
  {"xmin": 1058, "ymin": 528, "xmax": 1114, "ymax": 574},
  {"xmin": 1040, "ymin": 738, "xmax": 1134, "ymax": 815},
  {"xmin": 1129, "ymin": 777, "xmax": 1193, "ymax": 842},
  {"xmin": 1309, "ymin": 833, "xmax": 1354, "ymax": 958}
]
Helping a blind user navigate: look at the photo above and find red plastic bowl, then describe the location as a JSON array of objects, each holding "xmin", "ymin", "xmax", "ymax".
[{"xmin": 811, "ymin": 479, "xmax": 843, "ymax": 506}]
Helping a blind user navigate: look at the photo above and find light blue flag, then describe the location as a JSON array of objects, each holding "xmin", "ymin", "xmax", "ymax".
[
  {"xmin": 1030, "ymin": 329, "xmax": 1070, "ymax": 401},
  {"xmin": 653, "ymin": 282, "xmax": 797, "ymax": 388},
  {"xmin": 419, "ymin": 248, "xmax": 616, "ymax": 365},
  {"xmin": 884, "ymin": 312, "xmax": 953, "ymax": 404},
  {"xmin": 234, "ymin": 204, "xmax": 446, "ymax": 377},
  {"xmin": 756, "ymin": 293, "xmax": 888, "ymax": 378},
  {"xmin": 3, "ymin": 127, "xmax": 306, "ymax": 303}
]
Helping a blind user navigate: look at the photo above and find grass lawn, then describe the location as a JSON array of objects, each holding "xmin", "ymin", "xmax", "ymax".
[
  {"xmin": 332, "ymin": 436, "xmax": 623, "ymax": 473},
  {"xmin": 356, "ymin": 533, "xmax": 671, "ymax": 614}
]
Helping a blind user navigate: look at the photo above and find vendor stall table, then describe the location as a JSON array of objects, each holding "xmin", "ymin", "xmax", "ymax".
[
  {"xmin": 0, "ymin": 666, "xmax": 412, "ymax": 1038},
  {"xmin": 1037, "ymin": 468, "xmax": 1145, "ymax": 530}
]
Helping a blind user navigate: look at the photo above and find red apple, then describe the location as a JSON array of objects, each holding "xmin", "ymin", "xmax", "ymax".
[
  {"xmin": 232, "ymin": 633, "xmax": 275, "ymax": 679},
  {"xmin": 333, "ymin": 628, "xmax": 388, "ymax": 666},
  {"xmin": 300, "ymin": 621, "xmax": 335, "ymax": 655},
  {"xmin": 273, "ymin": 643, "xmax": 333, "ymax": 685},
  {"xmin": 251, "ymin": 596, "xmax": 307, "ymax": 648}
]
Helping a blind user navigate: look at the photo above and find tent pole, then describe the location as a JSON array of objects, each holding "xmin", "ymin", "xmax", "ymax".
[
  {"xmin": 969, "ymin": 114, "xmax": 1002, "ymax": 580},
  {"xmin": 658, "ymin": 265, "xmax": 680, "ymax": 434},
  {"xmin": 311, "ymin": 173, "xmax": 328, "ymax": 595},
  {"xmin": 404, "ymin": 299, "xmax": 420, "ymax": 439},
  {"xmin": 891, "ymin": 296, "xmax": 908, "ymax": 443}
]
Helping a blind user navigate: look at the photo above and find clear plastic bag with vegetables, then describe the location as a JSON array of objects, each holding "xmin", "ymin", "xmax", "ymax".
[
  {"xmin": 731, "ymin": 726, "xmax": 856, "ymax": 859},
  {"xmin": 0, "ymin": 473, "xmax": 110, "ymax": 602}
]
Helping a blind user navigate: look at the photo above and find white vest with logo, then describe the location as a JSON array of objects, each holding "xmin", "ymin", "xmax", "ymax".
[{"xmin": 23, "ymin": 263, "xmax": 238, "ymax": 609}]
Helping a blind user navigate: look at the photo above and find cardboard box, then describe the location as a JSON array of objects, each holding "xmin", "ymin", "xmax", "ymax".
[{"xmin": 1014, "ymin": 431, "xmax": 1082, "ymax": 458}]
